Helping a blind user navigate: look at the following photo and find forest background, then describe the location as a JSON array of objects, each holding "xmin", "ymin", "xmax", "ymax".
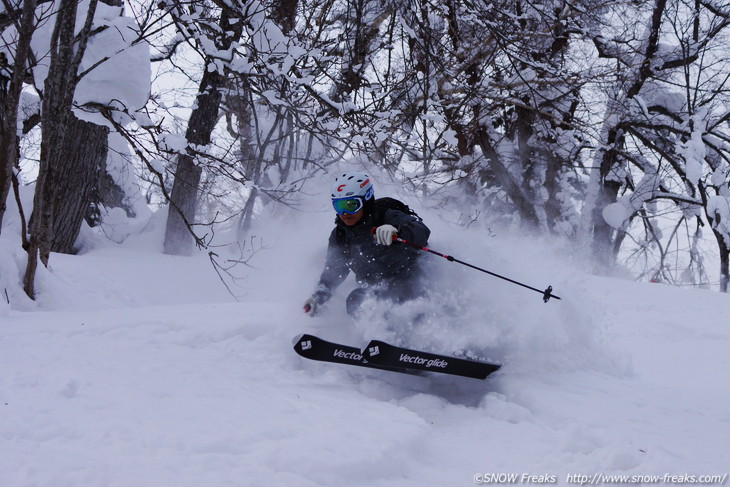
[{"xmin": 2, "ymin": 0, "xmax": 730, "ymax": 303}]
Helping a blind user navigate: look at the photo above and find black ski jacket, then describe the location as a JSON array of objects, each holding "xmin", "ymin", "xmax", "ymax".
[{"xmin": 313, "ymin": 205, "xmax": 430, "ymax": 303}]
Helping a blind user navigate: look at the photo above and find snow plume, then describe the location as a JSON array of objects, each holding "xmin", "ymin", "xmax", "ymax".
[
  {"xmin": 348, "ymin": 219, "xmax": 630, "ymax": 385},
  {"xmin": 278, "ymin": 171, "xmax": 631, "ymax": 385}
]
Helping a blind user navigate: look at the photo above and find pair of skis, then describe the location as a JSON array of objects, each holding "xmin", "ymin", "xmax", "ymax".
[{"xmin": 293, "ymin": 334, "xmax": 500, "ymax": 380}]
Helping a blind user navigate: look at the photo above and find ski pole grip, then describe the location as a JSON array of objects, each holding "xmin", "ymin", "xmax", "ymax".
[{"xmin": 304, "ymin": 303, "xmax": 311, "ymax": 313}]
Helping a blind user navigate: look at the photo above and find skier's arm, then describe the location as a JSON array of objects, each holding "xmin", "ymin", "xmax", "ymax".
[{"xmin": 311, "ymin": 231, "xmax": 349, "ymax": 304}]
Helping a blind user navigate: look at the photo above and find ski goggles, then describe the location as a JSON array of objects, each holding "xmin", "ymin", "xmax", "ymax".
[{"xmin": 332, "ymin": 196, "xmax": 365, "ymax": 215}]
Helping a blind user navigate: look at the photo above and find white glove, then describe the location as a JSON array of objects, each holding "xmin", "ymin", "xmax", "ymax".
[
  {"xmin": 375, "ymin": 224, "xmax": 398, "ymax": 245},
  {"xmin": 303, "ymin": 296, "xmax": 319, "ymax": 316}
]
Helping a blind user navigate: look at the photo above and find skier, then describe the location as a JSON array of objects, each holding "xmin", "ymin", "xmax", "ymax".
[{"xmin": 304, "ymin": 171, "xmax": 431, "ymax": 318}]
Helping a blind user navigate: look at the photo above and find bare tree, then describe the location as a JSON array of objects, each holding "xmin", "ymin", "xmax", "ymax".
[
  {"xmin": 578, "ymin": 0, "xmax": 730, "ymax": 289},
  {"xmin": 24, "ymin": 0, "xmax": 99, "ymax": 298},
  {"xmin": 0, "ymin": 0, "xmax": 39, "ymax": 231},
  {"xmin": 162, "ymin": 1, "xmax": 244, "ymax": 255}
]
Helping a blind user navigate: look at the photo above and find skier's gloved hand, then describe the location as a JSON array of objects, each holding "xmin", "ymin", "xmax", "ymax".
[
  {"xmin": 303, "ymin": 295, "xmax": 322, "ymax": 316},
  {"xmin": 374, "ymin": 224, "xmax": 398, "ymax": 246}
]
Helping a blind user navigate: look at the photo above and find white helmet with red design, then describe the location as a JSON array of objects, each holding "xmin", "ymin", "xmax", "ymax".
[{"xmin": 330, "ymin": 171, "xmax": 374, "ymax": 200}]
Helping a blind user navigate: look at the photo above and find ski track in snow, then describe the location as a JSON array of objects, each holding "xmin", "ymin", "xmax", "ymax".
[{"xmin": 2, "ymin": 236, "xmax": 730, "ymax": 486}]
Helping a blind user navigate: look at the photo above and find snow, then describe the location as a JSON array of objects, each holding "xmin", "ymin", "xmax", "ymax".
[
  {"xmin": 602, "ymin": 201, "xmax": 632, "ymax": 229},
  {"xmin": 159, "ymin": 133, "xmax": 189, "ymax": 153},
  {"xmin": 73, "ymin": 11, "xmax": 151, "ymax": 126},
  {"xmin": 2, "ymin": 203, "xmax": 730, "ymax": 486},
  {"xmin": 680, "ymin": 112, "xmax": 708, "ymax": 187},
  {"xmin": 27, "ymin": 0, "xmax": 150, "ymax": 127}
]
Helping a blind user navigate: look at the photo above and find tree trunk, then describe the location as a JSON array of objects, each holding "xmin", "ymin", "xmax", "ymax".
[
  {"xmin": 86, "ymin": 149, "xmax": 135, "ymax": 227},
  {"xmin": 51, "ymin": 116, "xmax": 109, "ymax": 253},
  {"xmin": 24, "ymin": 0, "xmax": 97, "ymax": 299},
  {"xmin": 224, "ymin": 76, "xmax": 259, "ymax": 237},
  {"xmin": 719, "ymin": 238, "xmax": 729, "ymax": 293},
  {"xmin": 164, "ymin": 152, "xmax": 204, "ymax": 255},
  {"xmin": 0, "ymin": 0, "xmax": 38, "ymax": 232},
  {"xmin": 581, "ymin": 0, "xmax": 668, "ymax": 269},
  {"xmin": 163, "ymin": 9, "xmax": 243, "ymax": 255},
  {"xmin": 474, "ymin": 127, "xmax": 540, "ymax": 227},
  {"xmin": 332, "ymin": 0, "xmax": 391, "ymax": 102},
  {"xmin": 269, "ymin": 0, "xmax": 298, "ymax": 35},
  {"xmin": 708, "ymin": 220, "xmax": 730, "ymax": 293}
]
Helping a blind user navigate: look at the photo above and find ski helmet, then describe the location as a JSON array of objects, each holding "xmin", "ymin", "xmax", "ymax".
[{"xmin": 330, "ymin": 172, "xmax": 374, "ymax": 201}]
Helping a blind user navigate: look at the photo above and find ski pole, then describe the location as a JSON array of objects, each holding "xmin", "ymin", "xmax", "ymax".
[{"xmin": 393, "ymin": 236, "xmax": 561, "ymax": 303}]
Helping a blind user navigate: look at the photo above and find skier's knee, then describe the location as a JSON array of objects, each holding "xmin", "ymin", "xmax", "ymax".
[{"xmin": 346, "ymin": 288, "xmax": 368, "ymax": 317}]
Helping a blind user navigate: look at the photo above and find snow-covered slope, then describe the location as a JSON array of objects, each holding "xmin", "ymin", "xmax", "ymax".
[{"xmin": 2, "ymin": 211, "xmax": 729, "ymax": 487}]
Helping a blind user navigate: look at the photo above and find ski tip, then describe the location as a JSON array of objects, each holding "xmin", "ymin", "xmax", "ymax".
[{"xmin": 292, "ymin": 334, "xmax": 305, "ymax": 346}]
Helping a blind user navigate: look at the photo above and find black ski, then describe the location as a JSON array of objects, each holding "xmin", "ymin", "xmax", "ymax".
[
  {"xmin": 293, "ymin": 334, "xmax": 423, "ymax": 375},
  {"xmin": 362, "ymin": 340, "xmax": 501, "ymax": 380}
]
